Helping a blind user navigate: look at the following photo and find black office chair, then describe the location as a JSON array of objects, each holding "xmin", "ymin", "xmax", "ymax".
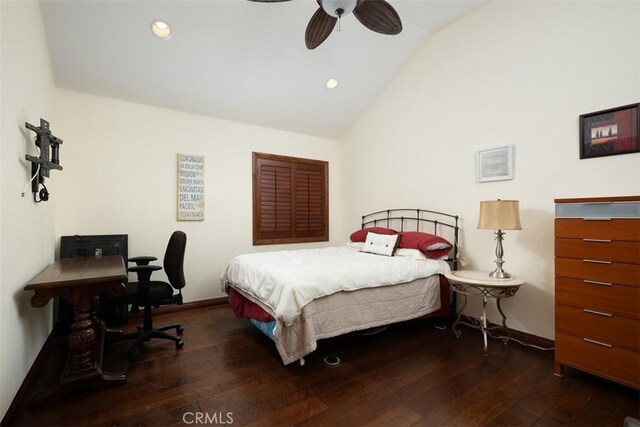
[{"xmin": 109, "ymin": 231, "xmax": 187, "ymax": 361}]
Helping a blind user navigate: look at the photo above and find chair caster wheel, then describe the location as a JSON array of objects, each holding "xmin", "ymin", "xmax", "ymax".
[
  {"xmin": 177, "ymin": 326, "xmax": 184, "ymax": 335},
  {"xmin": 176, "ymin": 340, "xmax": 184, "ymax": 349}
]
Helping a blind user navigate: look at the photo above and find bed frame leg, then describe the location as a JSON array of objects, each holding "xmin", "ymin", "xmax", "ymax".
[
  {"xmin": 323, "ymin": 335, "xmax": 342, "ymax": 366},
  {"xmin": 324, "ymin": 355, "xmax": 341, "ymax": 366}
]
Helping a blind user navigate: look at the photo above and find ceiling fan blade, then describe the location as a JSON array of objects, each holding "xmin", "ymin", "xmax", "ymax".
[
  {"xmin": 353, "ymin": 0, "xmax": 402, "ymax": 35},
  {"xmin": 305, "ymin": 7, "xmax": 338, "ymax": 49}
]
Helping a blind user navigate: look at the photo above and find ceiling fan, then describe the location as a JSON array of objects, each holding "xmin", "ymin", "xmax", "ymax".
[{"xmin": 249, "ymin": 0, "xmax": 403, "ymax": 49}]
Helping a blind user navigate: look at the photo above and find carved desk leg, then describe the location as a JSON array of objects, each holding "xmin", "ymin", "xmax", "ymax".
[
  {"xmin": 35, "ymin": 289, "xmax": 126, "ymax": 406},
  {"xmin": 56, "ymin": 290, "xmax": 127, "ymax": 388},
  {"xmin": 67, "ymin": 305, "xmax": 94, "ymax": 374},
  {"xmin": 30, "ymin": 306, "xmax": 126, "ymax": 406}
]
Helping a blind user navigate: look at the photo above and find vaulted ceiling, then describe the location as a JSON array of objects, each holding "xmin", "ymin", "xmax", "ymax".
[{"xmin": 40, "ymin": 0, "xmax": 487, "ymax": 138}]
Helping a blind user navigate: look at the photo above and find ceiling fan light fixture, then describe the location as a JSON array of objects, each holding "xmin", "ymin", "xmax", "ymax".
[
  {"xmin": 321, "ymin": 0, "xmax": 357, "ymax": 18},
  {"xmin": 256, "ymin": 0, "xmax": 403, "ymax": 49},
  {"xmin": 151, "ymin": 20, "xmax": 172, "ymax": 40},
  {"xmin": 326, "ymin": 78, "xmax": 339, "ymax": 90}
]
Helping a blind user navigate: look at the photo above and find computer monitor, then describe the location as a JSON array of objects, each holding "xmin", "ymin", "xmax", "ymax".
[{"xmin": 60, "ymin": 234, "xmax": 128, "ymax": 262}]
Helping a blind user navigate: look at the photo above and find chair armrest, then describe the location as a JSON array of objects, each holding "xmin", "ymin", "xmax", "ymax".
[
  {"xmin": 128, "ymin": 256, "xmax": 158, "ymax": 266},
  {"xmin": 128, "ymin": 264, "xmax": 162, "ymax": 282}
]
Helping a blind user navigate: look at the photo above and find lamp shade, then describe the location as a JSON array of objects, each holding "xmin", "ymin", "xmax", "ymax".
[{"xmin": 478, "ymin": 200, "xmax": 522, "ymax": 230}]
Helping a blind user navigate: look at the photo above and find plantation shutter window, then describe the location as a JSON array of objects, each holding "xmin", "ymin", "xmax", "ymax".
[{"xmin": 253, "ymin": 152, "xmax": 328, "ymax": 245}]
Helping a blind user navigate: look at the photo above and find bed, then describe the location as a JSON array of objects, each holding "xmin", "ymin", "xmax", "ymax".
[{"xmin": 220, "ymin": 208, "xmax": 460, "ymax": 365}]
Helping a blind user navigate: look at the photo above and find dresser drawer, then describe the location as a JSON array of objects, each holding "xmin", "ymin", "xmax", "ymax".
[
  {"xmin": 555, "ymin": 238, "xmax": 640, "ymax": 264},
  {"xmin": 556, "ymin": 305, "xmax": 639, "ymax": 351},
  {"xmin": 556, "ymin": 257, "xmax": 640, "ymax": 286},
  {"xmin": 555, "ymin": 219, "xmax": 640, "ymax": 241},
  {"xmin": 555, "ymin": 201, "xmax": 640, "ymax": 219},
  {"xmin": 555, "ymin": 332, "xmax": 640, "ymax": 389},
  {"xmin": 555, "ymin": 277, "xmax": 640, "ymax": 319}
]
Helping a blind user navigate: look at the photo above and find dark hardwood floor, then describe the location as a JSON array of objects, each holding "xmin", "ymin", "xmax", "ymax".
[{"xmin": 4, "ymin": 305, "xmax": 639, "ymax": 426}]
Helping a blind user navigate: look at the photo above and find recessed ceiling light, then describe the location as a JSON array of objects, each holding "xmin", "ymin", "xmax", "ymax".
[
  {"xmin": 326, "ymin": 78, "xmax": 339, "ymax": 90},
  {"xmin": 151, "ymin": 20, "xmax": 172, "ymax": 40}
]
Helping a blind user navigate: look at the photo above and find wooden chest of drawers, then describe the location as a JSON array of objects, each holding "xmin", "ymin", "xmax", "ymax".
[{"xmin": 554, "ymin": 196, "xmax": 640, "ymax": 389}]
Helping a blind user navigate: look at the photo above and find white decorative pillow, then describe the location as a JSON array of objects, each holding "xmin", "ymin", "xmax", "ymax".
[{"xmin": 361, "ymin": 232, "xmax": 399, "ymax": 257}]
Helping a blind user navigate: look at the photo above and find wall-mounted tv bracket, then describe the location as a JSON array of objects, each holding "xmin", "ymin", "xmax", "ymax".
[{"xmin": 24, "ymin": 119, "xmax": 63, "ymax": 202}]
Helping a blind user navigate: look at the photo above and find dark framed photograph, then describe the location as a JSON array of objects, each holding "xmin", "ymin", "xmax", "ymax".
[{"xmin": 580, "ymin": 103, "xmax": 639, "ymax": 159}]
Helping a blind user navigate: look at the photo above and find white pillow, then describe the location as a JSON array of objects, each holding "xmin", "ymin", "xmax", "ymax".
[
  {"xmin": 346, "ymin": 241, "xmax": 365, "ymax": 250},
  {"xmin": 395, "ymin": 248, "xmax": 428, "ymax": 260},
  {"xmin": 361, "ymin": 232, "xmax": 399, "ymax": 257},
  {"xmin": 426, "ymin": 242, "xmax": 450, "ymax": 250}
]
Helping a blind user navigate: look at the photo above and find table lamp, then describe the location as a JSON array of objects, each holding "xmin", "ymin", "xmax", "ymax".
[{"xmin": 477, "ymin": 199, "xmax": 522, "ymax": 279}]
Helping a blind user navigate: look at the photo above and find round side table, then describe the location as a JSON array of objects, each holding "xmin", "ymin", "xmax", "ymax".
[{"xmin": 445, "ymin": 270, "xmax": 524, "ymax": 356}]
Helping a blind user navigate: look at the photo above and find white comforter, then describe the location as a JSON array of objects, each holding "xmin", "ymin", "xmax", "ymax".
[{"xmin": 220, "ymin": 246, "xmax": 450, "ymax": 326}]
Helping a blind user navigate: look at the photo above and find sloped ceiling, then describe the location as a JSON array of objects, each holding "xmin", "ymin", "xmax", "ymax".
[{"xmin": 40, "ymin": 0, "xmax": 487, "ymax": 138}]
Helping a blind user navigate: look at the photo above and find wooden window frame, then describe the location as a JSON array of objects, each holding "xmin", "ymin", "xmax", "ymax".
[{"xmin": 253, "ymin": 152, "xmax": 329, "ymax": 245}]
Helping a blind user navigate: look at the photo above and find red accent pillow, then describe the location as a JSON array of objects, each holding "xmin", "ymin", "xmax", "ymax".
[
  {"xmin": 350, "ymin": 227, "xmax": 398, "ymax": 242},
  {"xmin": 398, "ymin": 231, "xmax": 452, "ymax": 259}
]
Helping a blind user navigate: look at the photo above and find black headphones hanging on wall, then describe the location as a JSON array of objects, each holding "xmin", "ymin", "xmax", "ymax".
[
  {"xmin": 22, "ymin": 119, "xmax": 63, "ymax": 203},
  {"xmin": 39, "ymin": 184, "xmax": 50, "ymax": 202}
]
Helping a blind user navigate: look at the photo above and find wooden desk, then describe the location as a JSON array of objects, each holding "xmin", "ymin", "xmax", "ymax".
[{"xmin": 24, "ymin": 255, "xmax": 128, "ymax": 400}]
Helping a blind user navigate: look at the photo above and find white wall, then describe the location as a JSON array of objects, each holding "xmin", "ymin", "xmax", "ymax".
[
  {"xmin": 0, "ymin": 0, "xmax": 56, "ymax": 419},
  {"xmin": 342, "ymin": 1, "xmax": 640, "ymax": 339},
  {"xmin": 1, "ymin": 1, "xmax": 638, "ymax": 417},
  {"xmin": 53, "ymin": 89, "xmax": 345, "ymax": 302}
]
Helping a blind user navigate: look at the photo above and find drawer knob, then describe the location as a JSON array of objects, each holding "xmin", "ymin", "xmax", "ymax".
[
  {"xmin": 583, "ymin": 338, "xmax": 612, "ymax": 348},
  {"xmin": 583, "ymin": 308, "xmax": 612, "ymax": 317},
  {"xmin": 583, "ymin": 279, "xmax": 612, "ymax": 286}
]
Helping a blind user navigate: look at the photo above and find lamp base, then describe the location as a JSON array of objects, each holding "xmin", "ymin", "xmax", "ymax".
[
  {"xmin": 490, "ymin": 229, "xmax": 511, "ymax": 279},
  {"xmin": 489, "ymin": 270, "xmax": 512, "ymax": 279}
]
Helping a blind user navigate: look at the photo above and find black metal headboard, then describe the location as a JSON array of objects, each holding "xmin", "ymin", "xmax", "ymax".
[{"xmin": 361, "ymin": 208, "xmax": 459, "ymax": 270}]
